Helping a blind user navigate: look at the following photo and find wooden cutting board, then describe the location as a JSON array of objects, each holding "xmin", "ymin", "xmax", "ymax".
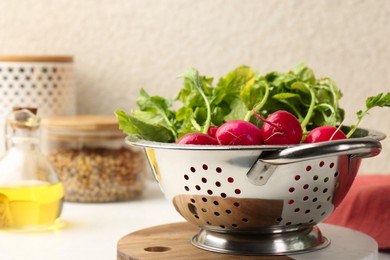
[{"xmin": 117, "ymin": 222, "xmax": 292, "ymax": 260}]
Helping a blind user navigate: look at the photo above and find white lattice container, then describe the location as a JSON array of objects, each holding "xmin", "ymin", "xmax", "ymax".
[{"xmin": 0, "ymin": 55, "xmax": 76, "ymax": 155}]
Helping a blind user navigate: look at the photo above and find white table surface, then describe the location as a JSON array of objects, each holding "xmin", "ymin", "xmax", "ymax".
[{"xmin": 0, "ymin": 180, "xmax": 389, "ymax": 260}]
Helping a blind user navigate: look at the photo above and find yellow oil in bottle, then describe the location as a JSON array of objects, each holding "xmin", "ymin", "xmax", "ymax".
[{"xmin": 0, "ymin": 181, "xmax": 64, "ymax": 229}]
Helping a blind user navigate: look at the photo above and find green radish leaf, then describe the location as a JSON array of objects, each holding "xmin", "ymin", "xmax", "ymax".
[
  {"xmin": 366, "ymin": 92, "xmax": 390, "ymax": 109},
  {"xmin": 347, "ymin": 92, "xmax": 390, "ymax": 137},
  {"xmin": 272, "ymin": 93, "xmax": 300, "ymax": 100},
  {"xmin": 115, "ymin": 110, "xmax": 174, "ymax": 142}
]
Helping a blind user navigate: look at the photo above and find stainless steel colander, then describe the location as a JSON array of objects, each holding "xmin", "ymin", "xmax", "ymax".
[{"xmin": 126, "ymin": 127, "xmax": 385, "ymax": 256}]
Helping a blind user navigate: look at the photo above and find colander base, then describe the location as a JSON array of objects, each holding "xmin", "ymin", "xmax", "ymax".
[{"xmin": 191, "ymin": 224, "xmax": 330, "ymax": 255}]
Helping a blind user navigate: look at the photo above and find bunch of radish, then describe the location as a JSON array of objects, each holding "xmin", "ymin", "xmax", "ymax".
[
  {"xmin": 176, "ymin": 110, "xmax": 346, "ymax": 145},
  {"xmin": 116, "ymin": 64, "xmax": 389, "ymax": 145}
]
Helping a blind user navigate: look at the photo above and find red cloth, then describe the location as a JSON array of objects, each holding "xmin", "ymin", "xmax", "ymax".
[{"xmin": 324, "ymin": 175, "xmax": 390, "ymax": 250}]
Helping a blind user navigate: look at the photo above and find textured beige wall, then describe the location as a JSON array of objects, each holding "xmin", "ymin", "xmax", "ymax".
[{"xmin": 0, "ymin": 0, "xmax": 389, "ymax": 174}]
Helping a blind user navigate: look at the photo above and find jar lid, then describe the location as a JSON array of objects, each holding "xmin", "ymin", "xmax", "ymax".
[
  {"xmin": 41, "ymin": 115, "xmax": 124, "ymax": 141},
  {"xmin": 0, "ymin": 55, "xmax": 73, "ymax": 63}
]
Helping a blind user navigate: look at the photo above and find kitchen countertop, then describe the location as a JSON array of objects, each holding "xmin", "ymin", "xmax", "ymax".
[
  {"xmin": 0, "ymin": 180, "xmax": 389, "ymax": 260},
  {"xmin": 0, "ymin": 180, "xmax": 183, "ymax": 260}
]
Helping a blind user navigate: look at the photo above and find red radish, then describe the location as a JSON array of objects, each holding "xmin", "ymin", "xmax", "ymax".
[
  {"xmin": 304, "ymin": 126, "xmax": 347, "ymax": 143},
  {"xmin": 207, "ymin": 126, "xmax": 219, "ymax": 138},
  {"xmin": 216, "ymin": 120, "xmax": 263, "ymax": 145},
  {"xmin": 256, "ymin": 110, "xmax": 302, "ymax": 145},
  {"xmin": 176, "ymin": 132, "xmax": 219, "ymax": 145}
]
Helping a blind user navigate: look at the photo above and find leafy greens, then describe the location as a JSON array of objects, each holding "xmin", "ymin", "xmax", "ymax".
[{"xmin": 115, "ymin": 63, "xmax": 388, "ymax": 142}]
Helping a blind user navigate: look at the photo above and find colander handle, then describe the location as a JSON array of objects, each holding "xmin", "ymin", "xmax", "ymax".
[{"xmin": 258, "ymin": 137, "xmax": 382, "ymax": 165}]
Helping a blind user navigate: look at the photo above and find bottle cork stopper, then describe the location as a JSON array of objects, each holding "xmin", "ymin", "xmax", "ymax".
[
  {"xmin": 9, "ymin": 107, "xmax": 39, "ymax": 129},
  {"xmin": 12, "ymin": 107, "xmax": 38, "ymax": 115}
]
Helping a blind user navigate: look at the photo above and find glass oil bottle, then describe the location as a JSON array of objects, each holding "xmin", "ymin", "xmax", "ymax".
[{"xmin": 0, "ymin": 108, "xmax": 64, "ymax": 230}]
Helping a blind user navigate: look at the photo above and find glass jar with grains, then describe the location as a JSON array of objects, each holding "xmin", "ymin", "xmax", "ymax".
[{"xmin": 41, "ymin": 115, "xmax": 146, "ymax": 203}]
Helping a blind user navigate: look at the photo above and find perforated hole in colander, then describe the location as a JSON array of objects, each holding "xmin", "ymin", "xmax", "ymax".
[
  {"xmin": 178, "ymin": 163, "xmax": 282, "ymax": 229},
  {"xmin": 177, "ymin": 158, "xmax": 342, "ymax": 230},
  {"xmin": 274, "ymin": 159, "xmax": 338, "ymax": 226},
  {"xmin": 181, "ymin": 163, "xmax": 259, "ymax": 229}
]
